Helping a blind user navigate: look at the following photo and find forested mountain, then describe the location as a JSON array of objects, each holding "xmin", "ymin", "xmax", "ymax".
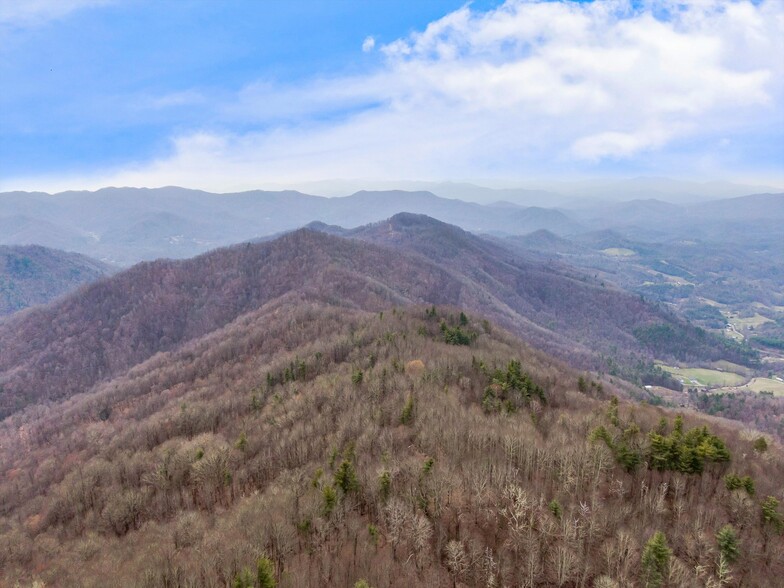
[
  {"xmin": 0, "ymin": 305, "xmax": 781, "ymax": 586},
  {"xmin": 0, "ymin": 245, "xmax": 111, "ymax": 316},
  {"xmin": 319, "ymin": 213, "xmax": 758, "ymax": 375},
  {"xmin": 0, "ymin": 218, "xmax": 754, "ymax": 419}
]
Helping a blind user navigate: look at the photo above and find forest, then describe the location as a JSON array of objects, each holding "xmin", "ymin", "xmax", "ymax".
[
  {"xmin": 0, "ymin": 225, "xmax": 749, "ymax": 420},
  {"xmin": 1, "ymin": 305, "xmax": 781, "ymax": 587}
]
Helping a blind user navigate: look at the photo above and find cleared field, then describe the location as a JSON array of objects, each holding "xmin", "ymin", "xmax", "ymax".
[
  {"xmin": 660, "ymin": 365, "xmax": 747, "ymax": 387},
  {"xmin": 727, "ymin": 313, "xmax": 774, "ymax": 330},
  {"xmin": 662, "ymin": 274, "xmax": 693, "ymax": 286},
  {"xmin": 601, "ymin": 247, "xmax": 635, "ymax": 257},
  {"xmin": 699, "ymin": 298, "xmax": 728, "ymax": 308},
  {"xmin": 712, "ymin": 360, "xmax": 755, "ymax": 377},
  {"xmin": 742, "ymin": 377, "xmax": 784, "ymax": 396}
]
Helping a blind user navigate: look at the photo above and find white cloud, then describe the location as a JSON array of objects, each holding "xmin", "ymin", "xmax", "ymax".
[
  {"xmin": 362, "ymin": 36, "xmax": 375, "ymax": 52},
  {"xmin": 0, "ymin": 0, "xmax": 111, "ymax": 27},
  {"xmin": 140, "ymin": 90, "xmax": 207, "ymax": 110},
  {"xmin": 10, "ymin": 0, "xmax": 784, "ymax": 191}
]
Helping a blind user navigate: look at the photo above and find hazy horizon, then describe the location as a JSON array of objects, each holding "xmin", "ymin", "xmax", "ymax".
[{"xmin": 3, "ymin": 176, "xmax": 783, "ymax": 206}]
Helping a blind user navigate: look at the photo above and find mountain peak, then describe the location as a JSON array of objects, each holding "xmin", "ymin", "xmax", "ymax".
[{"xmin": 387, "ymin": 211, "xmax": 450, "ymax": 228}]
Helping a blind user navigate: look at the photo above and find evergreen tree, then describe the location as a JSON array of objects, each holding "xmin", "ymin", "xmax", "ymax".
[
  {"xmin": 641, "ymin": 531, "xmax": 671, "ymax": 588},
  {"xmin": 716, "ymin": 524, "xmax": 740, "ymax": 563},
  {"xmin": 761, "ymin": 496, "xmax": 784, "ymax": 534},
  {"xmin": 232, "ymin": 568, "xmax": 254, "ymax": 588},
  {"xmin": 257, "ymin": 556, "xmax": 276, "ymax": 588},
  {"xmin": 334, "ymin": 459, "xmax": 359, "ymax": 493}
]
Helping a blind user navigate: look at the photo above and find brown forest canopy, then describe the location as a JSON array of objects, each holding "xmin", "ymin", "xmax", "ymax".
[
  {"xmin": 0, "ymin": 305, "xmax": 781, "ymax": 586},
  {"xmin": 0, "ymin": 219, "xmax": 756, "ymax": 419}
]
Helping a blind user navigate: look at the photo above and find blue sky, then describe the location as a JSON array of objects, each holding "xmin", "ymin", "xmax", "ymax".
[{"xmin": 1, "ymin": 0, "xmax": 782, "ymax": 192}]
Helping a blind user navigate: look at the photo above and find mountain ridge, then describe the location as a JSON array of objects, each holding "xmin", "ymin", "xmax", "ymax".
[
  {"xmin": 0, "ymin": 215, "xmax": 755, "ymax": 419},
  {"xmin": 0, "ymin": 187, "xmax": 581, "ymax": 264}
]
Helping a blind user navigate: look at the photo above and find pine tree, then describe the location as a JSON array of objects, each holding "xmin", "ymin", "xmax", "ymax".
[
  {"xmin": 716, "ymin": 524, "xmax": 740, "ymax": 563},
  {"xmin": 257, "ymin": 556, "xmax": 276, "ymax": 588},
  {"xmin": 232, "ymin": 568, "xmax": 254, "ymax": 588},
  {"xmin": 641, "ymin": 531, "xmax": 671, "ymax": 588},
  {"xmin": 761, "ymin": 496, "xmax": 784, "ymax": 533},
  {"xmin": 334, "ymin": 459, "xmax": 359, "ymax": 493}
]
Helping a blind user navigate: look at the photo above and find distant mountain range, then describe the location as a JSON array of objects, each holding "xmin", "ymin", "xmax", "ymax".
[
  {"xmin": 2, "ymin": 187, "xmax": 780, "ymax": 266},
  {"xmin": 0, "ymin": 213, "xmax": 755, "ymax": 419},
  {"xmin": 569, "ymin": 192, "xmax": 784, "ymax": 246},
  {"xmin": 0, "ymin": 245, "xmax": 111, "ymax": 316},
  {"xmin": 0, "ymin": 187, "xmax": 580, "ymax": 265},
  {"xmin": 283, "ymin": 177, "xmax": 784, "ymax": 205}
]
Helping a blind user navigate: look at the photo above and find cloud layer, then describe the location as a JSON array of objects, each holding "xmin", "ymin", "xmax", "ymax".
[
  {"xmin": 0, "ymin": 0, "xmax": 110, "ymax": 27},
  {"xmin": 10, "ymin": 0, "xmax": 784, "ymax": 191}
]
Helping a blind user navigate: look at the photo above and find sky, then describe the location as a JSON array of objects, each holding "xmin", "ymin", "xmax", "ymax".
[{"xmin": 1, "ymin": 0, "xmax": 782, "ymax": 193}]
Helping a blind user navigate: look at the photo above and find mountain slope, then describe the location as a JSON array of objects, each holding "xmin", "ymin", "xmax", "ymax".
[
  {"xmin": 327, "ymin": 214, "xmax": 756, "ymax": 369},
  {"xmin": 691, "ymin": 192, "xmax": 784, "ymax": 221},
  {"xmin": 0, "ymin": 245, "xmax": 112, "ymax": 316},
  {"xmin": 0, "ymin": 218, "xmax": 755, "ymax": 419},
  {"xmin": 0, "ymin": 230, "xmax": 464, "ymax": 417},
  {"xmin": 0, "ymin": 306, "xmax": 781, "ymax": 587}
]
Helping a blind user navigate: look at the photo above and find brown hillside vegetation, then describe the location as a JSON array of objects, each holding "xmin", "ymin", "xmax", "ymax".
[
  {"xmin": 322, "ymin": 213, "xmax": 759, "ymax": 371},
  {"xmin": 0, "ymin": 306, "xmax": 781, "ymax": 587},
  {"xmin": 0, "ymin": 230, "xmax": 463, "ymax": 418},
  {"xmin": 0, "ymin": 221, "xmax": 754, "ymax": 419}
]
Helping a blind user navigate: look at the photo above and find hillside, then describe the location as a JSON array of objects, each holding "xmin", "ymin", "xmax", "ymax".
[
  {"xmin": 0, "ymin": 306, "xmax": 781, "ymax": 587},
  {"xmin": 0, "ymin": 245, "xmax": 112, "ymax": 316},
  {"xmin": 325, "ymin": 214, "xmax": 758, "ymax": 374},
  {"xmin": 0, "ymin": 229, "xmax": 461, "ymax": 417},
  {"xmin": 0, "ymin": 220, "xmax": 755, "ymax": 419}
]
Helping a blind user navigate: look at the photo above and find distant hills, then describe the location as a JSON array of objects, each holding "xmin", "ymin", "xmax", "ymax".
[
  {"xmin": 2, "ymin": 186, "xmax": 780, "ymax": 266},
  {"xmin": 0, "ymin": 187, "xmax": 581, "ymax": 265},
  {"xmin": 569, "ymin": 192, "xmax": 784, "ymax": 246},
  {"xmin": 285, "ymin": 177, "xmax": 783, "ymax": 205},
  {"xmin": 503, "ymin": 221, "xmax": 784, "ymax": 310},
  {"xmin": 0, "ymin": 245, "xmax": 111, "ymax": 316},
  {"xmin": 0, "ymin": 214, "xmax": 755, "ymax": 419}
]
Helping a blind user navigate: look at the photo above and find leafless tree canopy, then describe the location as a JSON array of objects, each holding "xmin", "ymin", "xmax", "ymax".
[{"xmin": 0, "ymin": 305, "xmax": 781, "ymax": 587}]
